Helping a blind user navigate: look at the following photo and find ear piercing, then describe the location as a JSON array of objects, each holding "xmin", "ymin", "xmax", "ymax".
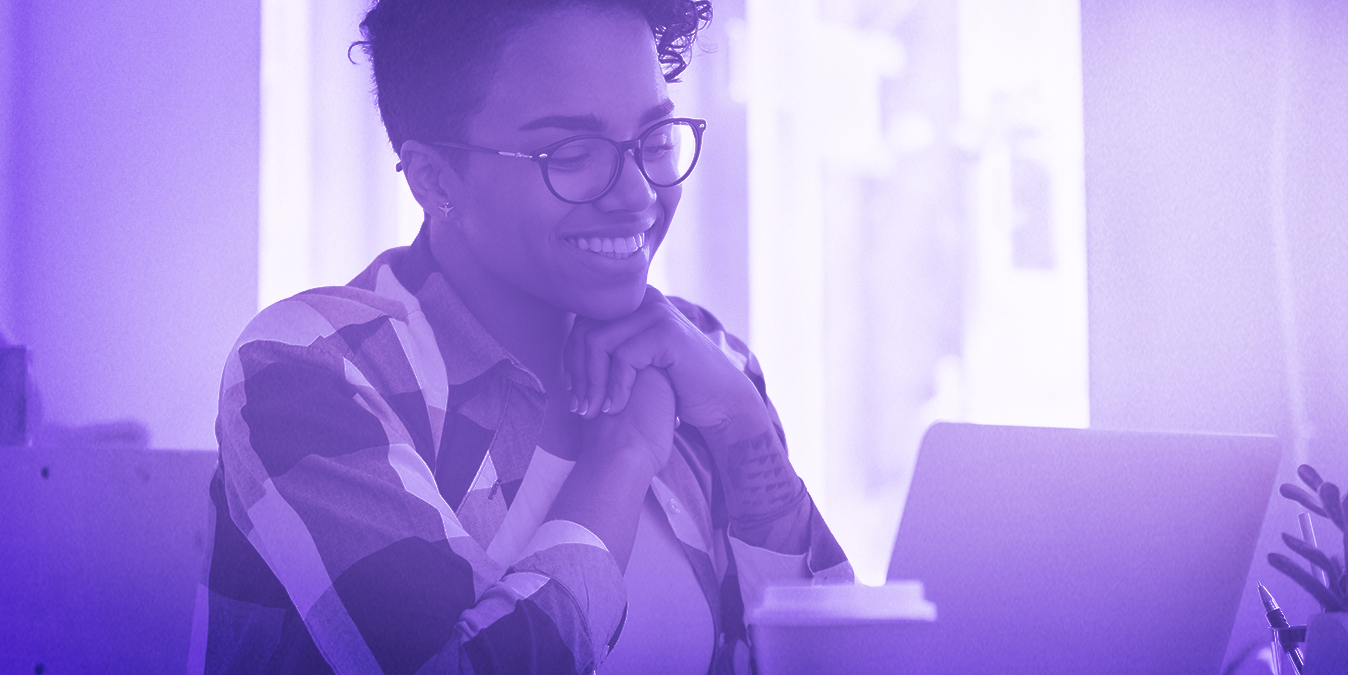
[{"xmin": 439, "ymin": 202, "xmax": 454, "ymax": 217}]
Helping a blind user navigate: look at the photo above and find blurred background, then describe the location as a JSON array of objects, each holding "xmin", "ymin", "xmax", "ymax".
[{"xmin": 2, "ymin": 0, "xmax": 1346, "ymax": 672}]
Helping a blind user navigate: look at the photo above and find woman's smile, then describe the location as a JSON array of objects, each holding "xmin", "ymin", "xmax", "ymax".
[
  {"xmin": 557, "ymin": 220, "xmax": 658, "ymax": 278},
  {"xmin": 564, "ymin": 231, "xmax": 647, "ymax": 258}
]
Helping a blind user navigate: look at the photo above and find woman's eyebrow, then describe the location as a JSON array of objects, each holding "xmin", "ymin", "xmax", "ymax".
[
  {"xmin": 518, "ymin": 113, "xmax": 603, "ymax": 133},
  {"xmin": 516, "ymin": 100, "xmax": 677, "ymax": 134},
  {"xmin": 639, "ymin": 99, "xmax": 676, "ymax": 126}
]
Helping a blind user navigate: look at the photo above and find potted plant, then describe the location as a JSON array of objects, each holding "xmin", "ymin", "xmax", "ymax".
[{"xmin": 1270, "ymin": 464, "xmax": 1348, "ymax": 674}]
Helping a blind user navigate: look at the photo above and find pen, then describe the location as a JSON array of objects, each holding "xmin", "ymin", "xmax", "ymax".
[
  {"xmin": 1258, "ymin": 582, "xmax": 1305, "ymax": 674},
  {"xmin": 1298, "ymin": 513, "xmax": 1329, "ymax": 611}
]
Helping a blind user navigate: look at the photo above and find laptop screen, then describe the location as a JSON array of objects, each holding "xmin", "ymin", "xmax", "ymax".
[{"xmin": 888, "ymin": 423, "xmax": 1278, "ymax": 675}]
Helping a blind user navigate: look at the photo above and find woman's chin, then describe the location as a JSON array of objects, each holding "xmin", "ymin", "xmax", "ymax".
[{"xmin": 567, "ymin": 282, "xmax": 648, "ymax": 320}]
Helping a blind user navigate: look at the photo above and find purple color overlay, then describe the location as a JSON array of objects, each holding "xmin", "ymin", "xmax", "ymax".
[{"xmin": 1, "ymin": 0, "xmax": 1346, "ymax": 672}]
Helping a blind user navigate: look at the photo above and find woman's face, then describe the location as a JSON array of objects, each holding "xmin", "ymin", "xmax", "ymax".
[{"xmin": 445, "ymin": 7, "xmax": 681, "ymax": 320}]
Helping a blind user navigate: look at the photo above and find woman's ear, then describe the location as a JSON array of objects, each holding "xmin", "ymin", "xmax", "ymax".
[{"xmin": 399, "ymin": 140, "xmax": 463, "ymax": 217}]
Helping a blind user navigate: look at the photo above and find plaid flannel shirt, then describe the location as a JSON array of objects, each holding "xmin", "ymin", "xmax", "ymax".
[{"xmin": 188, "ymin": 226, "xmax": 852, "ymax": 674}]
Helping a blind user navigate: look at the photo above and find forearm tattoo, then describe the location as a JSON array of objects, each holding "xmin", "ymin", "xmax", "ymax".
[{"xmin": 722, "ymin": 429, "xmax": 807, "ymax": 523}]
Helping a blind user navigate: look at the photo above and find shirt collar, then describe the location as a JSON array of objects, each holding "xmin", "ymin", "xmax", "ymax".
[{"xmin": 389, "ymin": 222, "xmax": 547, "ymax": 396}]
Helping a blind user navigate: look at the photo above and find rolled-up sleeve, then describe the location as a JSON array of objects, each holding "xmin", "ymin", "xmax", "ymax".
[{"xmin": 202, "ymin": 302, "xmax": 625, "ymax": 675}]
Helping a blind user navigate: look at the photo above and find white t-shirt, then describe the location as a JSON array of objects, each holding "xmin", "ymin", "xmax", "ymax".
[
  {"xmin": 487, "ymin": 446, "xmax": 811, "ymax": 673},
  {"xmin": 486, "ymin": 448, "xmax": 713, "ymax": 673},
  {"xmin": 601, "ymin": 490, "xmax": 714, "ymax": 674}
]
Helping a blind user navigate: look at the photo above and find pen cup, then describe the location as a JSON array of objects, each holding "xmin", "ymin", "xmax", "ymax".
[{"xmin": 748, "ymin": 581, "xmax": 936, "ymax": 675}]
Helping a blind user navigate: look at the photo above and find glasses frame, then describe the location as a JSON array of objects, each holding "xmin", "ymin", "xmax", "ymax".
[{"xmin": 429, "ymin": 117, "xmax": 707, "ymax": 205}]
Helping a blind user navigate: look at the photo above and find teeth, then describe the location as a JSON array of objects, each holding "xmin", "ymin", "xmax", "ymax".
[{"xmin": 565, "ymin": 232, "xmax": 649, "ymax": 259}]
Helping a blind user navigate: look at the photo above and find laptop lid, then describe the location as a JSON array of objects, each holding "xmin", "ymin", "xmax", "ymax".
[
  {"xmin": 887, "ymin": 422, "xmax": 1279, "ymax": 675},
  {"xmin": 0, "ymin": 447, "xmax": 217, "ymax": 673}
]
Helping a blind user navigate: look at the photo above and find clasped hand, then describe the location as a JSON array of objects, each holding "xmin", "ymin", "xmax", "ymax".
[{"xmin": 564, "ymin": 286, "xmax": 765, "ymax": 472}]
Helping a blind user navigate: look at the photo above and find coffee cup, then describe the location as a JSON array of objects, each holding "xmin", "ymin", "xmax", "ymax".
[{"xmin": 748, "ymin": 580, "xmax": 936, "ymax": 675}]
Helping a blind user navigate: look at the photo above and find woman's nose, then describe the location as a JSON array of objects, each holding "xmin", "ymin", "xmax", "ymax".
[{"xmin": 596, "ymin": 149, "xmax": 657, "ymax": 212}]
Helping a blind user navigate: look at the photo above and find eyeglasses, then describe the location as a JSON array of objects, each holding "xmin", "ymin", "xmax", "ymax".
[{"xmin": 428, "ymin": 117, "xmax": 706, "ymax": 204}]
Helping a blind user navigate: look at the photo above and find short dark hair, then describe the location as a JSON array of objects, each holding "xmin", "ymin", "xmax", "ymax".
[{"xmin": 354, "ymin": 0, "xmax": 713, "ymax": 156}]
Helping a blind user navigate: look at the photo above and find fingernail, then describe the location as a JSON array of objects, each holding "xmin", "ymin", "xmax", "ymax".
[
  {"xmin": 579, "ymin": 400, "xmax": 589, "ymax": 416},
  {"xmin": 601, "ymin": 398, "xmax": 612, "ymax": 413},
  {"xmin": 569, "ymin": 396, "xmax": 578, "ymax": 413}
]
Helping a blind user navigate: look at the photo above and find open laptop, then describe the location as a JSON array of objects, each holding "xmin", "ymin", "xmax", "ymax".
[
  {"xmin": 887, "ymin": 423, "xmax": 1279, "ymax": 675},
  {"xmin": 0, "ymin": 446, "xmax": 217, "ymax": 673}
]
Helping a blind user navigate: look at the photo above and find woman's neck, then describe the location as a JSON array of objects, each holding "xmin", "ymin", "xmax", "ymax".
[{"xmin": 428, "ymin": 224, "xmax": 572, "ymax": 392}]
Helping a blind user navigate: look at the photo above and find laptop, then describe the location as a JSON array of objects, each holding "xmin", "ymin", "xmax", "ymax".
[
  {"xmin": 0, "ymin": 446, "xmax": 217, "ymax": 673},
  {"xmin": 887, "ymin": 422, "xmax": 1279, "ymax": 675}
]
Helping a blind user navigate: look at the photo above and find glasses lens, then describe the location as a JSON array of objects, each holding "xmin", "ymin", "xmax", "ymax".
[
  {"xmin": 544, "ymin": 138, "xmax": 620, "ymax": 202},
  {"xmin": 640, "ymin": 120, "xmax": 699, "ymax": 187}
]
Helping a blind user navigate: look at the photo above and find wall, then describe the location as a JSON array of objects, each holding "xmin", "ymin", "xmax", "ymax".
[
  {"xmin": 1082, "ymin": 0, "xmax": 1348, "ymax": 670},
  {"xmin": 3, "ymin": 0, "xmax": 260, "ymax": 450},
  {"xmin": 1, "ymin": 1, "xmax": 16, "ymax": 336}
]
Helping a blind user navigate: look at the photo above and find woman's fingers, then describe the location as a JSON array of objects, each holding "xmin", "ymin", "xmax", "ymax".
[
  {"xmin": 603, "ymin": 326, "xmax": 671, "ymax": 415},
  {"xmin": 604, "ymin": 359, "xmax": 641, "ymax": 416},
  {"xmin": 580, "ymin": 366, "xmax": 677, "ymax": 474},
  {"xmin": 565, "ymin": 318, "xmax": 593, "ymax": 413},
  {"xmin": 581, "ymin": 331, "xmax": 613, "ymax": 417},
  {"xmin": 566, "ymin": 304, "xmax": 666, "ymax": 419}
]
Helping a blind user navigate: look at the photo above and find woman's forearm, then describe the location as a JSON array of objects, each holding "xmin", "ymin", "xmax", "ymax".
[
  {"xmin": 702, "ymin": 412, "xmax": 812, "ymax": 555},
  {"xmin": 546, "ymin": 449, "xmax": 654, "ymax": 573}
]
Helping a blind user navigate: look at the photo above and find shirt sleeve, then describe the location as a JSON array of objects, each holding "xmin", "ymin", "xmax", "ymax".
[
  {"xmin": 725, "ymin": 539, "xmax": 809, "ymax": 611},
  {"xmin": 209, "ymin": 301, "xmax": 625, "ymax": 675}
]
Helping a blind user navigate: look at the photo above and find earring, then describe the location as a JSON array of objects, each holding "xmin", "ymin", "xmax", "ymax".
[{"xmin": 438, "ymin": 202, "xmax": 454, "ymax": 217}]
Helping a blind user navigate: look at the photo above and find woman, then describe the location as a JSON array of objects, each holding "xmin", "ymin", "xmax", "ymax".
[{"xmin": 191, "ymin": 1, "xmax": 851, "ymax": 673}]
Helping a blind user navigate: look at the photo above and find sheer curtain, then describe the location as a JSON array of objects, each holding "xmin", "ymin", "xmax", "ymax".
[
  {"xmin": 741, "ymin": 0, "xmax": 1089, "ymax": 584},
  {"xmin": 258, "ymin": 0, "xmax": 422, "ymax": 310}
]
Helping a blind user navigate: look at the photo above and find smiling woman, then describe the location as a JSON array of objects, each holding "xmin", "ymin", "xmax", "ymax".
[
  {"xmin": 190, "ymin": 1, "xmax": 852, "ymax": 674},
  {"xmin": 397, "ymin": 7, "xmax": 693, "ymax": 323}
]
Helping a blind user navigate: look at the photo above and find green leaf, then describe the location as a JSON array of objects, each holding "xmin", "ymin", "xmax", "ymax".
[
  {"xmin": 1322, "ymin": 482, "xmax": 1344, "ymax": 528},
  {"xmin": 1299, "ymin": 464, "xmax": 1325, "ymax": 491},
  {"xmin": 1280, "ymin": 483, "xmax": 1328, "ymax": 517},
  {"xmin": 1328, "ymin": 555, "xmax": 1345, "ymax": 588},
  {"xmin": 1335, "ymin": 556, "xmax": 1348, "ymax": 598},
  {"xmin": 1283, "ymin": 532, "xmax": 1337, "ymax": 576},
  {"xmin": 1268, "ymin": 552, "xmax": 1346, "ymax": 611},
  {"xmin": 1330, "ymin": 555, "xmax": 1347, "ymax": 597}
]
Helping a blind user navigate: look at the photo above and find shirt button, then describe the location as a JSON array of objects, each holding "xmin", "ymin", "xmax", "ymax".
[{"xmin": 669, "ymin": 498, "xmax": 682, "ymax": 514}]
